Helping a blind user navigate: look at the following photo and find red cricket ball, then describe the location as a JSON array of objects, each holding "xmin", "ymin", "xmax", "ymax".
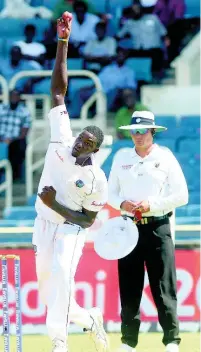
[{"xmin": 62, "ymin": 11, "xmax": 73, "ymax": 21}]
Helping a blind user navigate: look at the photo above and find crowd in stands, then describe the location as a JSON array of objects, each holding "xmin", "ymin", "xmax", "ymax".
[{"xmin": 0, "ymin": 0, "xmax": 200, "ymax": 181}]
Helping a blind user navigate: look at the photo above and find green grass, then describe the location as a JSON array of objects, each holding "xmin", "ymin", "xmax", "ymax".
[{"xmin": 0, "ymin": 333, "xmax": 200, "ymax": 352}]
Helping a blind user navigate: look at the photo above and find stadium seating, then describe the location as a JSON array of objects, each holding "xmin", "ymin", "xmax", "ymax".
[
  {"xmin": 0, "ymin": 143, "xmax": 8, "ymax": 161},
  {"xmin": 126, "ymin": 58, "xmax": 152, "ymax": 82},
  {"xmin": 0, "ymin": 219, "xmax": 34, "ymax": 227},
  {"xmin": 0, "ymin": 0, "xmax": 4, "ymax": 11},
  {"xmin": 185, "ymin": 0, "xmax": 200, "ymax": 17},
  {"xmin": 0, "ymin": 19, "xmax": 49, "ymax": 41},
  {"xmin": 3, "ymin": 206, "xmax": 37, "ymax": 220},
  {"xmin": 27, "ymin": 0, "xmax": 201, "ymax": 18}
]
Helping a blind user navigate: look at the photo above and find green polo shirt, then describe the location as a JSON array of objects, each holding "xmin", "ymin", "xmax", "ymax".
[
  {"xmin": 53, "ymin": 0, "xmax": 96, "ymax": 19},
  {"xmin": 115, "ymin": 103, "xmax": 149, "ymax": 139}
]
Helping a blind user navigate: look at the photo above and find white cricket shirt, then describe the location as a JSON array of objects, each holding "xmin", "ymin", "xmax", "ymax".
[
  {"xmin": 108, "ymin": 144, "xmax": 188, "ymax": 217},
  {"xmin": 35, "ymin": 105, "xmax": 108, "ymax": 224}
]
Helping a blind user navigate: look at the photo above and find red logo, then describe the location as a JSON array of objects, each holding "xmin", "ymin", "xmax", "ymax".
[{"xmin": 55, "ymin": 150, "xmax": 64, "ymax": 162}]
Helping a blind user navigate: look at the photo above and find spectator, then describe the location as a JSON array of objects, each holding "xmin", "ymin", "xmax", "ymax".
[
  {"xmin": 153, "ymin": 0, "xmax": 186, "ymax": 62},
  {"xmin": 0, "ymin": 46, "xmax": 41, "ymax": 92},
  {"xmin": 82, "ymin": 21, "xmax": 117, "ymax": 73},
  {"xmin": 71, "ymin": 47, "xmax": 136, "ymax": 117},
  {"xmin": 117, "ymin": 1, "xmax": 169, "ymax": 77},
  {"xmin": 52, "ymin": 0, "xmax": 96, "ymax": 20},
  {"xmin": 0, "ymin": 0, "xmax": 52, "ymax": 18},
  {"xmin": 115, "ymin": 89, "xmax": 148, "ymax": 139},
  {"xmin": 14, "ymin": 24, "xmax": 46, "ymax": 66},
  {"xmin": 69, "ymin": 0, "xmax": 100, "ymax": 57},
  {"xmin": 120, "ymin": 0, "xmax": 141, "ymax": 25},
  {"xmin": 153, "ymin": 0, "xmax": 185, "ymax": 27},
  {"xmin": 0, "ymin": 90, "xmax": 31, "ymax": 181}
]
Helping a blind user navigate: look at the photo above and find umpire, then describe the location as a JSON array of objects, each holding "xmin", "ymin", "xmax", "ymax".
[{"xmin": 108, "ymin": 111, "xmax": 188, "ymax": 352}]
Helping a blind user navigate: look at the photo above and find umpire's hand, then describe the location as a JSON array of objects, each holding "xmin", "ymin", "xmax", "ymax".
[{"xmin": 38, "ymin": 186, "xmax": 56, "ymax": 208}]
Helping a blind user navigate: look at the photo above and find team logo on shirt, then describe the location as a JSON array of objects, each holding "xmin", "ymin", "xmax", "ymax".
[
  {"xmin": 122, "ymin": 164, "xmax": 133, "ymax": 169},
  {"xmin": 75, "ymin": 179, "xmax": 85, "ymax": 188},
  {"xmin": 155, "ymin": 163, "xmax": 160, "ymax": 168}
]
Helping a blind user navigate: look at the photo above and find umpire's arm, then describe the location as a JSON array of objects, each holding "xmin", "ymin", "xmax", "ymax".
[{"xmin": 148, "ymin": 152, "xmax": 189, "ymax": 212}]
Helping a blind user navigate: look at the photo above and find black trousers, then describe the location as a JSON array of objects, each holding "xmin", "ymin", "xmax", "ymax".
[
  {"xmin": 118, "ymin": 218, "xmax": 181, "ymax": 348},
  {"xmin": 8, "ymin": 138, "xmax": 26, "ymax": 180}
]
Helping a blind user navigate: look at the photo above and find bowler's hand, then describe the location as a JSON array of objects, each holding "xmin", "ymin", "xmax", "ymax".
[
  {"xmin": 38, "ymin": 186, "xmax": 56, "ymax": 208},
  {"xmin": 134, "ymin": 200, "xmax": 150, "ymax": 214},
  {"xmin": 57, "ymin": 12, "xmax": 72, "ymax": 40}
]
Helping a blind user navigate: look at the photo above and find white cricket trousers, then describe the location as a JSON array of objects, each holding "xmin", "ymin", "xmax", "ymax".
[{"xmin": 32, "ymin": 216, "xmax": 93, "ymax": 342}]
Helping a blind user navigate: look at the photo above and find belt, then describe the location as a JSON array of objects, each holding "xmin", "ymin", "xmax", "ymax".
[{"xmin": 125, "ymin": 212, "xmax": 172, "ymax": 225}]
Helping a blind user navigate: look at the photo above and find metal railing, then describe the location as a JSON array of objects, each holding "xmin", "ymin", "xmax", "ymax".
[
  {"xmin": 80, "ymin": 90, "xmax": 107, "ymax": 130},
  {"xmin": 0, "ymin": 160, "xmax": 13, "ymax": 208},
  {"xmin": 9, "ymin": 69, "xmax": 107, "ymax": 129},
  {"xmin": 25, "ymin": 134, "xmax": 48, "ymax": 199},
  {"xmin": 0, "ymin": 75, "xmax": 9, "ymax": 104}
]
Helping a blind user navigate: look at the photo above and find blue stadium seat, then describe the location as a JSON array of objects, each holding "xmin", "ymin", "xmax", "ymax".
[
  {"xmin": 68, "ymin": 78, "xmax": 93, "ymax": 96},
  {"xmin": 155, "ymin": 138, "xmax": 175, "ymax": 151},
  {"xmin": 176, "ymin": 207, "xmax": 188, "ymax": 217},
  {"xmin": 176, "ymin": 205, "xmax": 200, "ymax": 217},
  {"xmin": 125, "ymin": 58, "xmax": 152, "ymax": 82},
  {"xmin": 189, "ymin": 191, "xmax": 200, "ymax": 205},
  {"xmin": 155, "ymin": 116, "xmax": 178, "ymax": 127},
  {"xmin": 176, "ymin": 137, "xmax": 200, "ymax": 153},
  {"xmin": 185, "ymin": 0, "xmax": 200, "ymax": 17},
  {"xmin": 0, "ymin": 143, "xmax": 8, "ymax": 161},
  {"xmin": 155, "ymin": 116, "xmax": 180, "ymax": 139},
  {"xmin": 3, "ymin": 206, "xmax": 37, "ymax": 220},
  {"xmin": 27, "ymin": 194, "xmax": 37, "ymax": 206},
  {"xmin": 33, "ymin": 78, "xmax": 51, "ymax": 94},
  {"xmin": 0, "ymin": 219, "xmax": 34, "ymax": 227},
  {"xmin": 174, "ymin": 152, "xmax": 197, "ymax": 167},
  {"xmin": 186, "ymin": 204, "xmax": 200, "ymax": 217},
  {"xmin": 182, "ymin": 164, "xmax": 200, "ymax": 191},
  {"xmin": 68, "ymin": 58, "xmax": 84, "ymax": 70},
  {"xmin": 0, "ymin": 0, "xmax": 4, "ymax": 10},
  {"xmin": 180, "ymin": 115, "xmax": 200, "ymax": 129},
  {"xmin": 176, "ymin": 216, "xmax": 200, "ymax": 225}
]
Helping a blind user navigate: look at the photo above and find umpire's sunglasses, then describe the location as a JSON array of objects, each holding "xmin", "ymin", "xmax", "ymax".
[{"xmin": 131, "ymin": 128, "xmax": 149, "ymax": 135}]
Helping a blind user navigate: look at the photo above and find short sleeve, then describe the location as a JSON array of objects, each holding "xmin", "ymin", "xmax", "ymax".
[
  {"xmin": 48, "ymin": 104, "xmax": 73, "ymax": 145},
  {"xmin": 108, "ymin": 38, "xmax": 117, "ymax": 56},
  {"xmin": 82, "ymin": 179, "xmax": 108, "ymax": 212},
  {"xmin": 83, "ymin": 41, "xmax": 94, "ymax": 56}
]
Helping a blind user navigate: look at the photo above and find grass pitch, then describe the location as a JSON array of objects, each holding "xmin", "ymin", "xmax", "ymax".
[{"xmin": 0, "ymin": 333, "xmax": 200, "ymax": 352}]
